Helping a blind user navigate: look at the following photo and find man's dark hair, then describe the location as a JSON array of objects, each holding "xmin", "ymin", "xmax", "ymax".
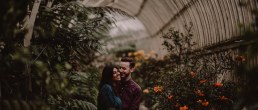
[{"xmin": 121, "ymin": 57, "xmax": 135, "ymax": 68}]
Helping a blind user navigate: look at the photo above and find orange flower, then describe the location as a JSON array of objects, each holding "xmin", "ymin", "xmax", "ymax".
[
  {"xmin": 153, "ymin": 86, "xmax": 163, "ymax": 93},
  {"xmin": 180, "ymin": 105, "xmax": 188, "ymax": 110},
  {"xmin": 214, "ymin": 83, "xmax": 223, "ymax": 87},
  {"xmin": 167, "ymin": 95, "xmax": 173, "ymax": 100},
  {"xmin": 202, "ymin": 101, "xmax": 209, "ymax": 106},
  {"xmin": 195, "ymin": 90, "xmax": 205, "ymax": 96},
  {"xmin": 220, "ymin": 96, "xmax": 228, "ymax": 100},
  {"xmin": 200, "ymin": 79, "xmax": 207, "ymax": 83},
  {"xmin": 143, "ymin": 89, "xmax": 149, "ymax": 94},
  {"xmin": 197, "ymin": 99, "xmax": 209, "ymax": 106},
  {"xmin": 190, "ymin": 71, "xmax": 196, "ymax": 77}
]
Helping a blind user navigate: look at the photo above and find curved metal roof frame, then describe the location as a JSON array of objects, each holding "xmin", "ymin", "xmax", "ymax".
[{"xmin": 85, "ymin": 0, "xmax": 257, "ymax": 49}]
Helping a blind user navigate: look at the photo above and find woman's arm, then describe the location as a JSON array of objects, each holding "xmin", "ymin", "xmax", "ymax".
[{"xmin": 101, "ymin": 84, "xmax": 122, "ymax": 109}]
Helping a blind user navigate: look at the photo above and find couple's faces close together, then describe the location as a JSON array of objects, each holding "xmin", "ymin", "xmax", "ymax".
[{"xmin": 112, "ymin": 62, "xmax": 134, "ymax": 81}]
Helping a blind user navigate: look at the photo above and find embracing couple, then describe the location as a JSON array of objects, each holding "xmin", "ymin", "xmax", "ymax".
[{"xmin": 97, "ymin": 57, "xmax": 142, "ymax": 110}]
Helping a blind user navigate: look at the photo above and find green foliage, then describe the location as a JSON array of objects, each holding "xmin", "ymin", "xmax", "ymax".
[
  {"xmin": 44, "ymin": 66, "xmax": 100, "ymax": 110},
  {"xmin": 0, "ymin": 0, "xmax": 29, "ymax": 66},
  {"xmin": 0, "ymin": 100, "xmax": 50, "ymax": 110},
  {"xmin": 33, "ymin": 1, "xmax": 125, "ymax": 65},
  {"xmin": 142, "ymin": 69, "xmax": 238, "ymax": 110},
  {"xmin": 68, "ymin": 68, "xmax": 100, "ymax": 105},
  {"xmin": 48, "ymin": 95, "xmax": 97, "ymax": 110},
  {"xmin": 0, "ymin": 0, "xmax": 28, "ymax": 40},
  {"xmin": 1, "ymin": 0, "xmax": 130, "ymax": 110}
]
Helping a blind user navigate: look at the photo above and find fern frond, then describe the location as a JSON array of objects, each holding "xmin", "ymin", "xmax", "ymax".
[{"xmin": 0, "ymin": 100, "xmax": 50, "ymax": 110}]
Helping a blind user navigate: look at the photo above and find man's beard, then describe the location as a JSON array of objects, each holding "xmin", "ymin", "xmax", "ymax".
[{"xmin": 121, "ymin": 72, "xmax": 129, "ymax": 80}]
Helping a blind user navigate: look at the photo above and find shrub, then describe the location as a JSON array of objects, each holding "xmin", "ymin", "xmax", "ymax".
[{"xmin": 134, "ymin": 24, "xmax": 240, "ymax": 110}]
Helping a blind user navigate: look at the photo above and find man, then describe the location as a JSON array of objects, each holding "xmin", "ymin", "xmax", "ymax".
[{"xmin": 118, "ymin": 57, "xmax": 142, "ymax": 110}]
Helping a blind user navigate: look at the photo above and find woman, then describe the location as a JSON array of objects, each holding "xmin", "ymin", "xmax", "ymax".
[{"xmin": 97, "ymin": 64, "xmax": 122, "ymax": 110}]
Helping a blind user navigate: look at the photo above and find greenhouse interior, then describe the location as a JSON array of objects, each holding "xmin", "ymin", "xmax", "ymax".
[{"xmin": 1, "ymin": 0, "xmax": 258, "ymax": 110}]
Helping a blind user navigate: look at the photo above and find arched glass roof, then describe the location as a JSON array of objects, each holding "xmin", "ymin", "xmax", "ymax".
[{"xmin": 84, "ymin": 0, "xmax": 257, "ymax": 56}]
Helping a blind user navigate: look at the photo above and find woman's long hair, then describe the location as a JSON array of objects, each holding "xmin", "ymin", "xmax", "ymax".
[
  {"xmin": 97, "ymin": 64, "xmax": 119, "ymax": 108},
  {"xmin": 98, "ymin": 64, "xmax": 116, "ymax": 89}
]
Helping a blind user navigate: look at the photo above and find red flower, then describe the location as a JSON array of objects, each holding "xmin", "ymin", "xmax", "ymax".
[
  {"xmin": 200, "ymin": 79, "xmax": 207, "ymax": 83},
  {"xmin": 235, "ymin": 55, "xmax": 246, "ymax": 62},
  {"xmin": 214, "ymin": 83, "xmax": 223, "ymax": 87}
]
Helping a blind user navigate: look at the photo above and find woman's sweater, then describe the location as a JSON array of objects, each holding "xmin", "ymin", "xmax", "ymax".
[{"xmin": 98, "ymin": 84, "xmax": 122, "ymax": 110}]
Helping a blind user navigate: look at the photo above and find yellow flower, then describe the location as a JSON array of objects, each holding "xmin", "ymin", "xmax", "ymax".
[
  {"xmin": 134, "ymin": 50, "xmax": 145, "ymax": 57},
  {"xmin": 128, "ymin": 52, "xmax": 133, "ymax": 57},
  {"xmin": 134, "ymin": 56, "xmax": 140, "ymax": 61},
  {"xmin": 133, "ymin": 51, "xmax": 138, "ymax": 56},
  {"xmin": 138, "ymin": 50, "xmax": 145, "ymax": 56},
  {"xmin": 144, "ymin": 56, "xmax": 149, "ymax": 60},
  {"xmin": 135, "ymin": 62, "xmax": 142, "ymax": 67}
]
